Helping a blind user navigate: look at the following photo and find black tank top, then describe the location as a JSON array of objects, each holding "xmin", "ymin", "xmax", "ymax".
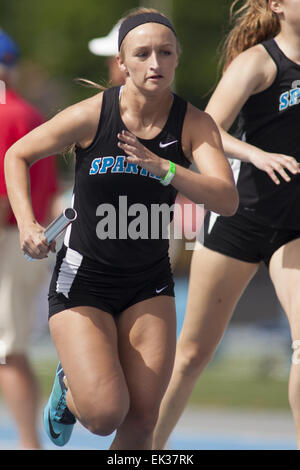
[
  {"xmin": 65, "ymin": 86, "xmax": 190, "ymax": 273},
  {"xmin": 233, "ymin": 38, "xmax": 300, "ymax": 229}
]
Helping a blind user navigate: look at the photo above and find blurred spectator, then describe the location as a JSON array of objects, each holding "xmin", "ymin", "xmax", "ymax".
[
  {"xmin": 0, "ymin": 29, "xmax": 60, "ymax": 449},
  {"xmin": 88, "ymin": 22, "xmax": 125, "ymax": 86}
]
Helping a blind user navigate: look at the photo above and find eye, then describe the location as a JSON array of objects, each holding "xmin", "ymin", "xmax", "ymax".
[{"xmin": 135, "ymin": 50, "xmax": 148, "ymax": 58}]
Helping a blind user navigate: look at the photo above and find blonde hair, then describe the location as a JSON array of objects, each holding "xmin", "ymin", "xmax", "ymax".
[
  {"xmin": 119, "ymin": 7, "xmax": 181, "ymax": 59},
  {"xmin": 219, "ymin": 0, "xmax": 280, "ymax": 71}
]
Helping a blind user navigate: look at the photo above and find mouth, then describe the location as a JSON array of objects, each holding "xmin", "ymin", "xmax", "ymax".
[{"xmin": 147, "ymin": 74, "xmax": 163, "ymax": 80}]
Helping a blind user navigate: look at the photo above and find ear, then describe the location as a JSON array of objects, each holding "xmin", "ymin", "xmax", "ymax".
[
  {"xmin": 269, "ymin": 0, "xmax": 284, "ymax": 14},
  {"xmin": 116, "ymin": 54, "xmax": 128, "ymax": 75}
]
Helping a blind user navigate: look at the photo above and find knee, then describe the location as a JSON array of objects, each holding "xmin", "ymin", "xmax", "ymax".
[
  {"xmin": 128, "ymin": 407, "xmax": 159, "ymax": 438},
  {"xmin": 288, "ymin": 377, "xmax": 300, "ymax": 411},
  {"xmin": 79, "ymin": 397, "xmax": 129, "ymax": 436},
  {"xmin": 176, "ymin": 340, "xmax": 216, "ymax": 377},
  {"xmin": 85, "ymin": 408, "xmax": 126, "ymax": 436},
  {"xmin": 289, "ymin": 341, "xmax": 300, "ymax": 409}
]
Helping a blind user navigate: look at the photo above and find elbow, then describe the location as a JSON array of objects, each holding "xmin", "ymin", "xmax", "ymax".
[
  {"xmin": 4, "ymin": 147, "xmax": 17, "ymax": 170},
  {"xmin": 4, "ymin": 148, "xmax": 11, "ymax": 164},
  {"xmin": 4, "ymin": 149, "xmax": 15, "ymax": 184},
  {"xmin": 4, "ymin": 149, "xmax": 12, "ymax": 179},
  {"xmin": 218, "ymin": 186, "xmax": 239, "ymax": 217},
  {"xmin": 4, "ymin": 146, "xmax": 28, "ymax": 172},
  {"xmin": 4, "ymin": 144, "xmax": 16, "ymax": 160}
]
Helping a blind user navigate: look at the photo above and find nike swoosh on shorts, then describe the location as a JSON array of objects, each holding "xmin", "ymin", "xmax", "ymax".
[{"xmin": 156, "ymin": 285, "xmax": 168, "ymax": 294}]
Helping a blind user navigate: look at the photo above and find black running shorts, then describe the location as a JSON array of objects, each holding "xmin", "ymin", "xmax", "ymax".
[
  {"xmin": 204, "ymin": 211, "xmax": 300, "ymax": 267},
  {"xmin": 48, "ymin": 245, "xmax": 175, "ymax": 318}
]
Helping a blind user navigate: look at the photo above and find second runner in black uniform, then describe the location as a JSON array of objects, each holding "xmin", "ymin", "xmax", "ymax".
[{"xmin": 204, "ymin": 38, "xmax": 300, "ymax": 265}]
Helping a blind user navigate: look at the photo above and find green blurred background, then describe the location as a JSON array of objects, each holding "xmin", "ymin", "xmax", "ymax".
[{"xmin": 1, "ymin": 0, "xmax": 232, "ymax": 114}]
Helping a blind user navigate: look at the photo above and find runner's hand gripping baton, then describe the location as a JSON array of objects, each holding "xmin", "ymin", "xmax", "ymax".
[{"xmin": 24, "ymin": 208, "xmax": 77, "ymax": 261}]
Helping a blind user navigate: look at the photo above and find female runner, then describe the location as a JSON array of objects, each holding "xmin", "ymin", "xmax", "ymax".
[{"xmin": 4, "ymin": 8, "xmax": 237, "ymax": 449}]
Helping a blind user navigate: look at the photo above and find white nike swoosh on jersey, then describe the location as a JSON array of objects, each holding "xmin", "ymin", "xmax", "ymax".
[
  {"xmin": 156, "ymin": 285, "xmax": 168, "ymax": 294},
  {"xmin": 159, "ymin": 140, "xmax": 178, "ymax": 148}
]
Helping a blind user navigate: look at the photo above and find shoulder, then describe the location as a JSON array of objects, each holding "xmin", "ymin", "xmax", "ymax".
[
  {"xmin": 223, "ymin": 44, "xmax": 277, "ymax": 92},
  {"xmin": 227, "ymin": 44, "xmax": 274, "ymax": 70},
  {"xmin": 71, "ymin": 91, "xmax": 104, "ymax": 148},
  {"xmin": 185, "ymin": 104, "xmax": 217, "ymax": 131},
  {"xmin": 62, "ymin": 92, "xmax": 104, "ymax": 126},
  {"xmin": 51, "ymin": 91, "xmax": 104, "ymax": 147},
  {"xmin": 182, "ymin": 104, "xmax": 221, "ymax": 158}
]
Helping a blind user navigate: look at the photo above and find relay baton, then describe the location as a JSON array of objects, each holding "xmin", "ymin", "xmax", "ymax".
[{"xmin": 24, "ymin": 207, "xmax": 77, "ymax": 261}]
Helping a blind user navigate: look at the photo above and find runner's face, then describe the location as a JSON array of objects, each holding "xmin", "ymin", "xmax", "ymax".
[{"xmin": 118, "ymin": 23, "xmax": 178, "ymax": 92}]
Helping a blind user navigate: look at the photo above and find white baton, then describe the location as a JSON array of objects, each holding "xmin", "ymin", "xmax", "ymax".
[{"xmin": 24, "ymin": 208, "xmax": 77, "ymax": 261}]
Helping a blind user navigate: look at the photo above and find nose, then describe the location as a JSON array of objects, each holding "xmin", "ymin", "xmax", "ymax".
[{"xmin": 149, "ymin": 51, "xmax": 160, "ymax": 70}]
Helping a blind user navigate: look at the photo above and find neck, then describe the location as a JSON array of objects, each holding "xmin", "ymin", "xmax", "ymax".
[
  {"xmin": 120, "ymin": 82, "xmax": 173, "ymax": 124},
  {"xmin": 275, "ymin": 24, "xmax": 300, "ymax": 65}
]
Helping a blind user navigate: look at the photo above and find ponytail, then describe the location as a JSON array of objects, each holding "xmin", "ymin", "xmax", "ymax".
[{"xmin": 219, "ymin": 0, "xmax": 280, "ymax": 71}]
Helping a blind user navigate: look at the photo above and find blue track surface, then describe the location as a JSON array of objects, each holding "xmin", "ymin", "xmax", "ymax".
[{"xmin": 0, "ymin": 415, "xmax": 296, "ymax": 450}]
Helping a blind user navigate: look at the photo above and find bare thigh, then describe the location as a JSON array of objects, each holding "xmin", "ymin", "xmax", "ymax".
[
  {"xmin": 269, "ymin": 237, "xmax": 300, "ymax": 441},
  {"xmin": 269, "ymin": 237, "xmax": 300, "ymax": 339},
  {"xmin": 49, "ymin": 307, "xmax": 129, "ymax": 420},
  {"xmin": 117, "ymin": 295, "xmax": 177, "ymax": 421},
  {"xmin": 179, "ymin": 246, "xmax": 259, "ymax": 353}
]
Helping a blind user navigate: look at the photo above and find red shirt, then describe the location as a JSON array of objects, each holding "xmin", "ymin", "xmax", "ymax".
[{"xmin": 0, "ymin": 88, "xmax": 59, "ymax": 225}]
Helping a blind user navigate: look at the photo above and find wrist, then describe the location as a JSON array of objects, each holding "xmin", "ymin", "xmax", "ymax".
[
  {"xmin": 247, "ymin": 145, "xmax": 264, "ymax": 165},
  {"xmin": 159, "ymin": 158, "xmax": 171, "ymax": 177},
  {"xmin": 18, "ymin": 218, "xmax": 37, "ymax": 232},
  {"xmin": 160, "ymin": 160, "xmax": 176, "ymax": 186}
]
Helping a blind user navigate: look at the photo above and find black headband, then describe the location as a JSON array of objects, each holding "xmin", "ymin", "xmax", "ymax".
[{"xmin": 118, "ymin": 12, "xmax": 177, "ymax": 51}]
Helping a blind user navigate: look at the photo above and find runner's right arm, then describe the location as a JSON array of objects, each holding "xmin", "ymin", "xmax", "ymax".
[{"xmin": 4, "ymin": 93, "xmax": 103, "ymax": 258}]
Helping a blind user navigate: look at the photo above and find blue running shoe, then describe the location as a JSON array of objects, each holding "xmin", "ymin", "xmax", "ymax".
[{"xmin": 43, "ymin": 362, "xmax": 76, "ymax": 447}]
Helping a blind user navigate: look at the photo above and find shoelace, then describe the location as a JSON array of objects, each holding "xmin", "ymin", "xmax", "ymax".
[
  {"xmin": 60, "ymin": 407, "xmax": 76, "ymax": 425},
  {"xmin": 56, "ymin": 390, "xmax": 76, "ymax": 424}
]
